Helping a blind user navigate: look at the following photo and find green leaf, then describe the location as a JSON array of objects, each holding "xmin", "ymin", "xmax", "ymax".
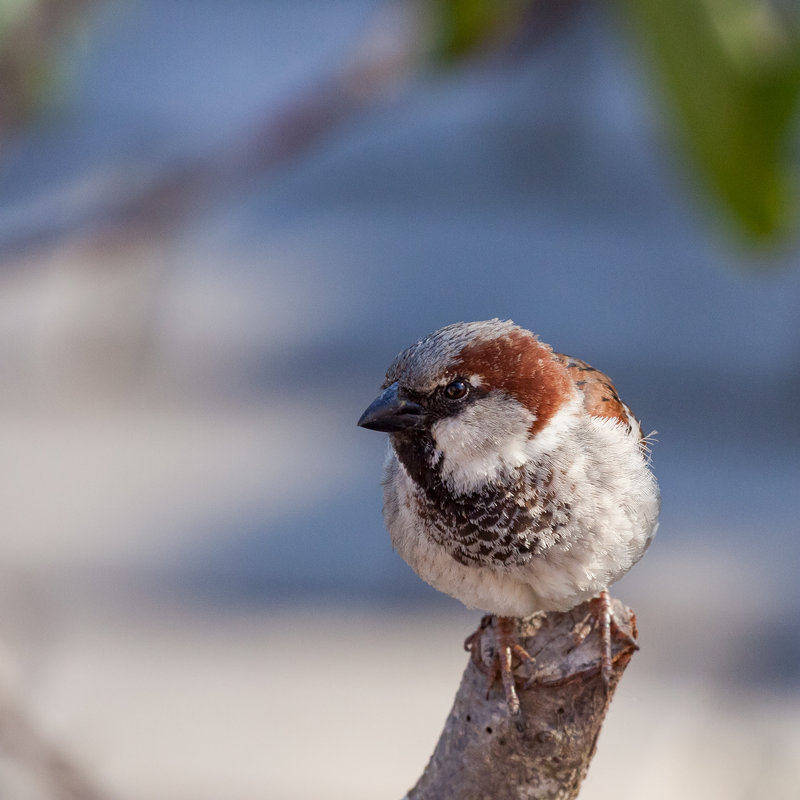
[
  {"xmin": 618, "ymin": 0, "xmax": 800, "ymax": 243},
  {"xmin": 426, "ymin": 0, "xmax": 528, "ymax": 62}
]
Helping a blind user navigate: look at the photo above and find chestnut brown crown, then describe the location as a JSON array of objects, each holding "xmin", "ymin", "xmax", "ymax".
[{"xmin": 358, "ymin": 320, "xmax": 574, "ymax": 436}]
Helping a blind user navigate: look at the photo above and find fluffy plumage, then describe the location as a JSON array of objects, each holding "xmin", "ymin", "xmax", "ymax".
[{"xmin": 358, "ymin": 320, "xmax": 660, "ymax": 710}]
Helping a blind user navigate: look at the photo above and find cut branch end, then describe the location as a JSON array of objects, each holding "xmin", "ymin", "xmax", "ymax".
[{"xmin": 407, "ymin": 596, "xmax": 638, "ymax": 800}]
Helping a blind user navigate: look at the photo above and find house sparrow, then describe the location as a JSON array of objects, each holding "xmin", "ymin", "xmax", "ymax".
[{"xmin": 358, "ymin": 320, "xmax": 660, "ymax": 713}]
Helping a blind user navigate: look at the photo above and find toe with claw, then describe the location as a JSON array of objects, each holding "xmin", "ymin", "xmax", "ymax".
[
  {"xmin": 464, "ymin": 615, "xmax": 536, "ymax": 714},
  {"xmin": 573, "ymin": 590, "xmax": 639, "ymax": 689}
]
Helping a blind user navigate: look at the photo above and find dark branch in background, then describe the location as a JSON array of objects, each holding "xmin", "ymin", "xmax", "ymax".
[
  {"xmin": 0, "ymin": 689, "xmax": 114, "ymax": 800},
  {"xmin": 0, "ymin": 0, "xmax": 581, "ymax": 261},
  {"xmin": 406, "ymin": 597, "xmax": 638, "ymax": 800},
  {"xmin": 0, "ymin": 0, "xmax": 416, "ymax": 258}
]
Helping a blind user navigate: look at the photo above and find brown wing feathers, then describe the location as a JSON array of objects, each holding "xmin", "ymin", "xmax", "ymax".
[{"xmin": 552, "ymin": 352, "xmax": 640, "ymax": 437}]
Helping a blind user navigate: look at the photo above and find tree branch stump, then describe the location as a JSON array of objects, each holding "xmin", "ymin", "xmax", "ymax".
[{"xmin": 406, "ymin": 597, "xmax": 638, "ymax": 800}]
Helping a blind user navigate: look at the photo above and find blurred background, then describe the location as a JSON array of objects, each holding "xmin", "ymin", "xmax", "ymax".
[{"xmin": 0, "ymin": 1, "xmax": 799, "ymax": 798}]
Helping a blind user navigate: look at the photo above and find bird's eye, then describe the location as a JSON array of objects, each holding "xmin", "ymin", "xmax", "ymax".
[{"xmin": 443, "ymin": 379, "xmax": 469, "ymax": 400}]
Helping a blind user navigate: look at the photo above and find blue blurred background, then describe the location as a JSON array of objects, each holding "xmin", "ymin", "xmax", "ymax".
[{"xmin": 0, "ymin": 1, "xmax": 798, "ymax": 798}]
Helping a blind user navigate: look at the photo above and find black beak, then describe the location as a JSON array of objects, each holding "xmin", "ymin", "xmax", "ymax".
[{"xmin": 357, "ymin": 382, "xmax": 426, "ymax": 432}]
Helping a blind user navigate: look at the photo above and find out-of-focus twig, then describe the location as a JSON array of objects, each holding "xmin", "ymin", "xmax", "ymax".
[
  {"xmin": 0, "ymin": 0, "xmax": 424, "ymax": 260},
  {"xmin": 406, "ymin": 597, "xmax": 638, "ymax": 800},
  {"xmin": 0, "ymin": 681, "xmax": 113, "ymax": 800},
  {"xmin": 0, "ymin": 0, "xmax": 580, "ymax": 262}
]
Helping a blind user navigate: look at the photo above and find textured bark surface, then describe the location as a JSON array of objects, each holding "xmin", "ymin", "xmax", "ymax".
[{"xmin": 406, "ymin": 597, "xmax": 637, "ymax": 800}]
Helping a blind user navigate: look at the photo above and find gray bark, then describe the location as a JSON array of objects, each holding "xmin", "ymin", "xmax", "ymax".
[{"xmin": 406, "ymin": 597, "xmax": 638, "ymax": 800}]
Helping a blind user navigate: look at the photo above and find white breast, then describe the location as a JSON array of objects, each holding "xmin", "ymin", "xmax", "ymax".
[{"xmin": 382, "ymin": 403, "xmax": 660, "ymax": 616}]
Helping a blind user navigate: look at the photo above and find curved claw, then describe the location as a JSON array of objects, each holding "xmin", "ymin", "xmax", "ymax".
[
  {"xmin": 464, "ymin": 615, "xmax": 494, "ymax": 676},
  {"xmin": 464, "ymin": 615, "xmax": 537, "ymax": 715},
  {"xmin": 574, "ymin": 591, "xmax": 639, "ymax": 690}
]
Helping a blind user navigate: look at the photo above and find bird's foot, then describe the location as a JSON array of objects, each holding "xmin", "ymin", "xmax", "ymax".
[
  {"xmin": 464, "ymin": 615, "xmax": 536, "ymax": 715},
  {"xmin": 572, "ymin": 590, "xmax": 639, "ymax": 689}
]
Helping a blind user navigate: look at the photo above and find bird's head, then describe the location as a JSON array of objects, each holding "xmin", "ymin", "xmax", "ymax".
[{"xmin": 357, "ymin": 320, "xmax": 575, "ymax": 493}]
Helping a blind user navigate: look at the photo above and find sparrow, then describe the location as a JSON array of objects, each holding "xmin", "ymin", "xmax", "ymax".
[{"xmin": 358, "ymin": 320, "xmax": 660, "ymax": 713}]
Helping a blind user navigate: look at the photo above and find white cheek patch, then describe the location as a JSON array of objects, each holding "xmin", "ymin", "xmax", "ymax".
[{"xmin": 431, "ymin": 393, "xmax": 535, "ymax": 493}]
